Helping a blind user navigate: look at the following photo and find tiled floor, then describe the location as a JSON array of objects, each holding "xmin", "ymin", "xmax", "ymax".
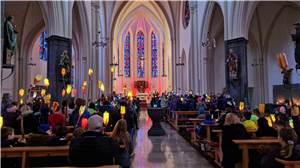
[{"xmin": 131, "ymin": 110, "xmax": 214, "ymax": 168}]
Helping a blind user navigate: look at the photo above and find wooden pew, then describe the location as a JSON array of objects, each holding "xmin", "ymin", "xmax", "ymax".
[
  {"xmin": 170, "ymin": 111, "xmax": 198, "ymax": 130},
  {"xmin": 2, "ymin": 146, "xmax": 69, "ymax": 168},
  {"xmin": 233, "ymin": 138, "xmax": 280, "ymax": 168},
  {"xmin": 188, "ymin": 118, "xmax": 204, "ymax": 143},
  {"xmin": 275, "ymin": 158, "xmax": 300, "ymax": 168}
]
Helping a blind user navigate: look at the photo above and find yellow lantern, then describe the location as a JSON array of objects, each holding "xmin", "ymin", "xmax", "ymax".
[
  {"xmin": 239, "ymin": 102, "xmax": 245, "ymax": 111},
  {"xmin": 20, "ymin": 98, "xmax": 24, "ymax": 105},
  {"xmin": 66, "ymin": 84, "xmax": 72, "ymax": 95},
  {"xmin": 18, "ymin": 88, "xmax": 25, "ymax": 97},
  {"xmin": 100, "ymin": 83, "xmax": 105, "ymax": 92},
  {"xmin": 128, "ymin": 90, "xmax": 133, "ymax": 98},
  {"xmin": 61, "ymin": 68, "xmax": 66, "ymax": 77},
  {"xmin": 111, "ymin": 66, "xmax": 115, "ymax": 73},
  {"xmin": 88, "ymin": 68, "xmax": 93, "ymax": 77},
  {"xmin": 83, "ymin": 80, "xmax": 88, "ymax": 87},
  {"xmin": 98, "ymin": 81, "xmax": 103, "ymax": 89},
  {"xmin": 0, "ymin": 116, "xmax": 3, "ymax": 128},
  {"xmin": 258, "ymin": 104, "xmax": 265, "ymax": 113},
  {"xmin": 62, "ymin": 89, "xmax": 66, "ymax": 97},
  {"xmin": 266, "ymin": 116, "xmax": 273, "ymax": 127},
  {"xmin": 79, "ymin": 106, "xmax": 85, "ymax": 116},
  {"xmin": 120, "ymin": 106, "xmax": 126, "ymax": 116},
  {"xmin": 289, "ymin": 119, "xmax": 294, "ymax": 128},
  {"xmin": 270, "ymin": 114, "xmax": 276, "ymax": 122},
  {"xmin": 103, "ymin": 111, "xmax": 110, "ymax": 126},
  {"xmin": 41, "ymin": 89, "xmax": 46, "ymax": 97},
  {"xmin": 44, "ymin": 78, "xmax": 50, "ymax": 88},
  {"xmin": 34, "ymin": 74, "xmax": 42, "ymax": 84}
]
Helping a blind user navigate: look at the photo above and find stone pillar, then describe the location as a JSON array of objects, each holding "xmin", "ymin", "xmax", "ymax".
[
  {"xmin": 46, "ymin": 35, "xmax": 72, "ymax": 102},
  {"xmin": 225, "ymin": 37, "xmax": 248, "ymax": 102}
]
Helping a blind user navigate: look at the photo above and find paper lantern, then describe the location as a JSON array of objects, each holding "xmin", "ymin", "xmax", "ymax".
[
  {"xmin": 266, "ymin": 116, "xmax": 273, "ymax": 127},
  {"xmin": 41, "ymin": 89, "xmax": 46, "ymax": 97},
  {"xmin": 128, "ymin": 90, "xmax": 133, "ymax": 98},
  {"xmin": 81, "ymin": 118, "xmax": 88, "ymax": 129},
  {"xmin": 98, "ymin": 81, "xmax": 103, "ymax": 89},
  {"xmin": 111, "ymin": 66, "xmax": 115, "ymax": 73},
  {"xmin": 289, "ymin": 119, "xmax": 294, "ymax": 128},
  {"xmin": 18, "ymin": 89, "xmax": 25, "ymax": 97},
  {"xmin": 103, "ymin": 111, "xmax": 109, "ymax": 126},
  {"xmin": 0, "ymin": 116, "xmax": 3, "ymax": 128},
  {"xmin": 72, "ymin": 88, "xmax": 77, "ymax": 97},
  {"xmin": 66, "ymin": 84, "xmax": 72, "ymax": 95},
  {"xmin": 239, "ymin": 102, "xmax": 245, "ymax": 111},
  {"xmin": 44, "ymin": 78, "xmax": 50, "ymax": 88},
  {"xmin": 120, "ymin": 106, "xmax": 126, "ymax": 116},
  {"xmin": 19, "ymin": 98, "xmax": 24, "ymax": 105},
  {"xmin": 81, "ymin": 86, "xmax": 86, "ymax": 94},
  {"xmin": 62, "ymin": 89, "xmax": 66, "ymax": 97},
  {"xmin": 83, "ymin": 80, "xmax": 88, "ymax": 87},
  {"xmin": 277, "ymin": 53, "xmax": 288, "ymax": 72},
  {"xmin": 258, "ymin": 104, "xmax": 265, "ymax": 113},
  {"xmin": 79, "ymin": 106, "xmax": 85, "ymax": 116},
  {"xmin": 34, "ymin": 74, "xmax": 42, "ymax": 84},
  {"xmin": 88, "ymin": 68, "xmax": 93, "ymax": 77},
  {"xmin": 270, "ymin": 114, "xmax": 276, "ymax": 122},
  {"xmin": 61, "ymin": 68, "xmax": 66, "ymax": 77},
  {"xmin": 100, "ymin": 83, "xmax": 105, "ymax": 92}
]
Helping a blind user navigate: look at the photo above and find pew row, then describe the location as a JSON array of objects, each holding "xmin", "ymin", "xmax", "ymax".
[
  {"xmin": 169, "ymin": 111, "xmax": 198, "ymax": 130},
  {"xmin": 275, "ymin": 158, "xmax": 300, "ymax": 168}
]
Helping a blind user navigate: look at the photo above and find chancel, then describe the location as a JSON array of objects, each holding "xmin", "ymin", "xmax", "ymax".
[{"xmin": 1, "ymin": 1, "xmax": 300, "ymax": 168}]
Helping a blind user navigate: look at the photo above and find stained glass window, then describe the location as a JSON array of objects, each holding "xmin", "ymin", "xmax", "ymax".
[
  {"xmin": 151, "ymin": 32, "xmax": 158, "ymax": 77},
  {"xmin": 39, "ymin": 31, "xmax": 47, "ymax": 61},
  {"xmin": 137, "ymin": 31, "xmax": 145, "ymax": 78},
  {"xmin": 124, "ymin": 32, "xmax": 130, "ymax": 77}
]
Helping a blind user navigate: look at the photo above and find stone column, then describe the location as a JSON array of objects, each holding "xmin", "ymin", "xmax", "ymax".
[
  {"xmin": 225, "ymin": 37, "xmax": 248, "ymax": 102},
  {"xmin": 46, "ymin": 35, "xmax": 72, "ymax": 102}
]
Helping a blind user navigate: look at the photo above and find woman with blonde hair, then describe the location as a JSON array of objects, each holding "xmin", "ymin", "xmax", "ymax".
[
  {"xmin": 112, "ymin": 119, "xmax": 131, "ymax": 168},
  {"xmin": 222, "ymin": 113, "xmax": 250, "ymax": 168}
]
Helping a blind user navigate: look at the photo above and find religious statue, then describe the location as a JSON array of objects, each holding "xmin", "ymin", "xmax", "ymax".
[
  {"xmin": 183, "ymin": 1, "xmax": 190, "ymax": 28},
  {"xmin": 57, "ymin": 50, "xmax": 71, "ymax": 80},
  {"xmin": 277, "ymin": 52, "xmax": 293, "ymax": 85},
  {"xmin": 3, "ymin": 16, "xmax": 18, "ymax": 65},
  {"xmin": 226, "ymin": 49, "xmax": 239, "ymax": 80},
  {"xmin": 292, "ymin": 23, "xmax": 300, "ymax": 70}
]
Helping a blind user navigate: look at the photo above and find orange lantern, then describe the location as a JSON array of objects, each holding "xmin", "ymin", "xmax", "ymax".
[
  {"xmin": 61, "ymin": 68, "xmax": 66, "ymax": 77},
  {"xmin": 83, "ymin": 80, "xmax": 88, "ymax": 87},
  {"xmin": 66, "ymin": 84, "xmax": 72, "ymax": 95},
  {"xmin": 81, "ymin": 118, "xmax": 88, "ymax": 129},
  {"xmin": 62, "ymin": 89, "xmax": 66, "ymax": 97},
  {"xmin": 239, "ymin": 102, "xmax": 245, "ymax": 111},
  {"xmin": 41, "ymin": 89, "xmax": 46, "ymax": 97},
  {"xmin": 103, "ymin": 111, "xmax": 109, "ymax": 126},
  {"xmin": 44, "ymin": 78, "xmax": 50, "ymax": 88},
  {"xmin": 18, "ymin": 88, "xmax": 25, "ymax": 97},
  {"xmin": 34, "ymin": 74, "xmax": 42, "ymax": 84},
  {"xmin": 258, "ymin": 104, "xmax": 265, "ymax": 113}
]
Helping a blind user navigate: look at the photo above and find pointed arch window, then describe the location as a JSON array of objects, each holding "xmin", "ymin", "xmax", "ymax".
[
  {"xmin": 39, "ymin": 31, "xmax": 47, "ymax": 61},
  {"xmin": 137, "ymin": 31, "xmax": 145, "ymax": 78},
  {"xmin": 124, "ymin": 32, "xmax": 130, "ymax": 77},
  {"xmin": 151, "ymin": 32, "xmax": 158, "ymax": 78}
]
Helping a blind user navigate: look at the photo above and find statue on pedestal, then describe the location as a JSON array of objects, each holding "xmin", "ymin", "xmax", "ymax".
[
  {"xmin": 277, "ymin": 52, "xmax": 293, "ymax": 85},
  {"xmin": 226, "ymin": 49, "xmax": 239, "ymax": 80},
  {"xmin": 57, "ymin": 50, "xmax": 71, "ymax": 81},
  {"xmin": 3, "ymin": 16, "xmax": 18, "ymax": 65}
]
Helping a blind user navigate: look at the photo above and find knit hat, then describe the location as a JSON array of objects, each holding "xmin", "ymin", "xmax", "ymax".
[{"xmin": 87, "ymin": 115, "xmax": 103, "ymax": 132}]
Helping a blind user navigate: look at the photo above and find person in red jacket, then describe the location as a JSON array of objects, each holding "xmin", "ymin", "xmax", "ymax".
[{"xmin": 48, "ymin": 101, "xmax": 65, "ymax": 129}]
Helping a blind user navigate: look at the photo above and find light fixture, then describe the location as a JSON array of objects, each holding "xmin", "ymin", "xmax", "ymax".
[
  {"xmin": 92, "ymin": 31, "xmax": 109, "ymax": 48},
  {"xmin": 202, "ymin": 32, "xmax": 216, "ymax": 49}
]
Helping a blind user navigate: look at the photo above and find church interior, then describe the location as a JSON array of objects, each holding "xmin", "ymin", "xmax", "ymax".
[{"xmin": 1, "ymin": 1, "xmax": 300, "ymax": 168}]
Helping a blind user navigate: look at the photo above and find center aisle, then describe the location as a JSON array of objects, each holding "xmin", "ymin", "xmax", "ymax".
[{"xmin": 131, "ymin": 110, "xmax": 214, "ymax": 168}]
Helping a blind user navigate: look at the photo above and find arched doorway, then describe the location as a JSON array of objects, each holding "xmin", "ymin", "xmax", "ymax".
[{"xmin": 111, "ymin": 2, "xmax": 173, "ymax": 99}]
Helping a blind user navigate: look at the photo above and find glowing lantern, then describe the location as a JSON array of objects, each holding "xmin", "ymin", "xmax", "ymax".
[
  {"xmin": 79, "ymin": 106, "xmax": 85, "ymax": 116},
  {"xmin": 41, "ymin": 89, "xmax": 46, "ymax": 97},
  {"xmin": 100, "ymin": 83, "xmax": 105, "ymax": 92},
  {"xmin": 128, "ymin": 90, "xmax": 133, "ymax": 98},
  {"xmin": 81, "ymin": 86, "xmax": 86, "ymax": 94},
  {"xmin": 81, "ymin": 118, "xmax": 88, "ymax": 129},
  {"xmin": 103, "ymin": 111, "xmax": 109, "ymax": 126},
  {"xmin": 111, "ymin": 66, "xmax": 115, "ymax": 73},
  {"xmin": 34, "ymin": 74, "xmax": 42, "ymax": 84},
  {"xmin": 18, "ymin": 89, "xmax": 25, "ymax": 97},
  {"xmin": 20, "ymin": 99, "xmax": 24, "ymax": 105},
  {"xmin": 289, "ymin": 119, "xmax": 294, "ymax": 128},
  {"xmin": 66, "ymin": 84, "xmax": 72, "ymax": 95},
  {"xmin": 98, "ymin": 81, "xmax": 103, "ymax": 89},
  {"xmin": 270, "ymin": 114, "xmax": 276, "ymax": 122},
  {"xmin": 62, "ymin": 89, "xmax": 66, "ymax": 97},
  {"xmin": 72, "ymin": 89, "xmax": 77, "ymax": 97},
  {"xmin": 258, "ymin": 104, "xmax": 265, "ymax": 113},
  {"xmin": 44, "ymin": 78, "xmax": 50, "ymax": 88},
  {"xmin": 88, "ymin": 68, "xmax": 93, "ymax": 77},
  {"xmin": 120, "ymin": 106, "xmax": 126, "ymax": 116},
  {"xmin": 0, "ymin": 116, "xmax": 3, "ymax": 128},
  {"xmin": 83, "ymin": 81, "xmax": 88, "ymax": 87},
  {"xmin": 239, "ymin": 102, "xmax": 245, "ymax": 111},
  {"xmin": 61, "ymin": 68, "xmax": 66, "ymax": 77},
  {"xmin": 266, "ymin": 116, "xmax": 273, "ymax": 127}
]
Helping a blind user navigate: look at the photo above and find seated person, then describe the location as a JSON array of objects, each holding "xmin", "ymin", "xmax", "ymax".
[
  {"xmin": 1, "ymin": 127, "xmax": 25, "ymax": 147},
  {"xmin": 261, "ymin": 128, "xmax": 300, "ymax": 168},
  {"xmin": 243, "ymin": 112, "xmax": 258, "ymax": 132},
  {"xmin": 256, "ymin": 117, "xmax": 278, "ymax": 137},
  {"xmin": 48, "ymin": 102, "xmax": 65, "ymax": 129},
  {"xmin": 72, "ymin": 127, "xmax": 85, "ymax": 139},
  {"xmin": 222, "ymin": 113, "xmax": 250, "ymax": 168},
  {"xmin": 47, "ymin": 124, "xmax": 68, "ymax": 146},
  {"xmin": 69, "ymin": 114, "xmax": 118, "ymax": 166}
]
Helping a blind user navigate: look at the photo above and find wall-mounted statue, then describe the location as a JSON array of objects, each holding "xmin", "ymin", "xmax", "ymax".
[
  {"xmin": 57, "ymin": 50, "xmax": 71, "ymax": 82},
  {"xmin": 292, "ymin": 23, "xmax": 300, "ymax": 70},
  {"xmin": 3, "ymin": 16, "xmax": 18, "ymax": 65},
  {"xmin": 277, "ymin": 52, "xmax": 293, "ymax": 85},
  {"xmin": 226, "ymin": 49, "xmax": 239, "ymax": 80}
]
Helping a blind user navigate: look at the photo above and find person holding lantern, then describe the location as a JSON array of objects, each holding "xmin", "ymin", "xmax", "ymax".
[{"xmin": 48, "ymin": 101, "xmax": 65, "ymax": 130}]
